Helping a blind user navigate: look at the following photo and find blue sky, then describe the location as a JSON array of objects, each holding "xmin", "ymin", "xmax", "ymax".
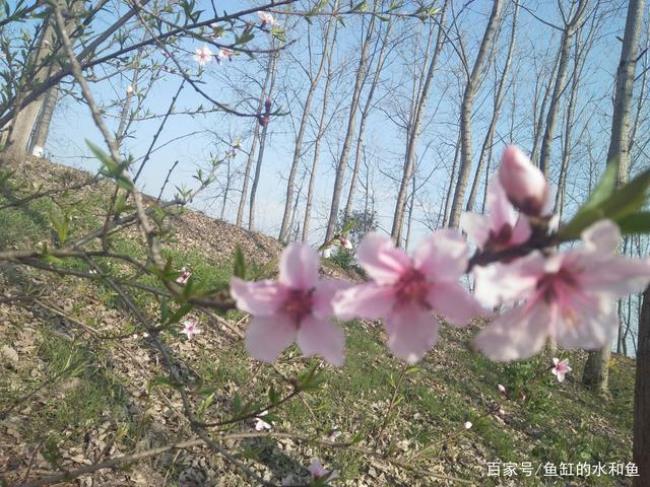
[{"xmin": 41, "ymin": 0, "xmax": 640, "ymax": 248}]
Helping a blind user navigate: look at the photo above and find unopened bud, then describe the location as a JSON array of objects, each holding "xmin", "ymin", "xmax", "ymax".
[{"xmin": 498, "ymin": 145, "xmax": 549, "ymax": 216}]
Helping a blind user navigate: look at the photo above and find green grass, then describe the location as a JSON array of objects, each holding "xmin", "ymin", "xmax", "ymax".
[{"xmin": 0, "ymin": 159, "xmax": 638, "ymax": 486}]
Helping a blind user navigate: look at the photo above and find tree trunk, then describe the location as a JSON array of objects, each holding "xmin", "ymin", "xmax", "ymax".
[
  {"xmin": 530, "ymin": 50, "xmax": 560, "ymax": 165},
  {"xmin": 343, "ymin": 19, "xmax": 392, "ymax": 223},
  {"xmin": 4, "ymin": 12, "xmax": 57, "ymax": 160},
  {"xmin": 29, "ymin": 83, "xmax": 59, "ymax": 156},
  {"xmin": 465, "ymin": 1, "xmax": 518, "ymax": 212},
  {"xmin": 391, "ymin": 1, "xmax": 448, "ymax": 242},
  {"xmin": 236, "ymin": 53, "xmax": 276, "ymax": 228},
  {"xmin": 323, "ymin": 11, "xmax": 377, "ymax": 245},
  {"xmin": 404, "ymin": 173, "xmax": 416, "ymax": 250},
  {"xmin": 302, "ymin": 23, "xmax": 338, "ymax": 243},
  {"xmin": 538, "ymin": 0, "xmax": 588, "ymax": 176},
  {"xmin": 220, "ymin": 157, "xmax": 232, "ymax": 220},
  {"xmin": 235, "ymin": 128, "xmax": 259, "ymax": 227},
  {"xmin": 634, "ymin": 286, "xmax": 650, "ymax": 485},
  {"xmin": 447, "ymin": 0, "xmax": 504, "ymax": 228},
  {"xmin": 583, "ymin": 0, "xmax": 644, "ymax": 394},
  {"xmin": 248, "ymin": 52, "xmax": 278, "ymax": 231},
  {"xmin": 278, "ymin": 14, "xmax": 335, "ymax": 243},
  {"xmin": 441, "ymin": 133, "xmax": 461, "ymax": 227},
  {"xmin": 554, "ymin": 34, "xmax": 584, "ymax": 219}
]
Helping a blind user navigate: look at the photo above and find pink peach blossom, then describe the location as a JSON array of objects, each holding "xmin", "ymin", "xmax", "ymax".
[
  {"xmin": 499, "ymin": 145, "xmax": 550, "ymax": 216},
  {"xmin": 308, "ymin": 458, "xmax": 338, "ymax": 482},
  {"xmin": 217, "ymin": 48, "xmax": 234, "ymax": 62},
  {"xmin": 193, "ymin": 45, "xmax": 213, "ymax": 65},
  {"xmin": 339, "ymin": 236, "xmax": 353, "ymax": 250},
  {"xmin": 181, "ymin": 318, "xmax": 200, "ymax": 340},
  {"xmin": 230, "ymin": 243, "xmax": 347, "ymax": 366},
  {"xmin": 474, "ymin": 220, "xmax": 650, "ymax": 361},
  {"xmin": 460, "ymin": 176, "xmax": 531, "ymax": 251},
  {"xmin": 333, "ymin": 231, "xmax": 484, "ymax": 364},
  {"xmin": 176, "ymin": 266, "xmax": 192, "ymax": 285},
  {"xmin": 257, "ymin": 11, "xmax": 275, "ymax": 26},
  {"xmin": 551, "ymin": 358, "xmax": 571, "ymax": 382}
]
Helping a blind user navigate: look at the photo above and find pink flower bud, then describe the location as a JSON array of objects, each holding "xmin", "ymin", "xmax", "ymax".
[
  {"xmin": 498, "ymin": 146, "xmax": 549, "ymax": 216},
  {"xmin": 339, "ymin": 237, "xmax": 353, "ymax": 250}
]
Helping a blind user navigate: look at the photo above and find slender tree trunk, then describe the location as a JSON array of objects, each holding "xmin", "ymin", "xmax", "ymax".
[
  {"xmin": 323, "ymin": 12, "xmax": 377, "ymax": 245},
  {"xmin": 538, "ymin": 0, "xmax": 588, "ymax": 176},
  {"xmin": 634, "ymin": 285, "xmax": 650, "ymax": 485},
  {"xmin": 302, "ymin": 23, "xmax": 338, "ymax": 242},
  {"xmin": 583, "ymin": 0, "xmax": 644, "ymax": 394},
  {"xmin": 343, "ymin": 19, "xmax": 392, "ymax": 223},
  {"xmin": 466, "ymin": 2, "xmax": 518, "ymax": 212},
  {"xmin": 236, "ymin": 54, "xmax": 275, "ymax": 228},
  {"xmin": 248, "ymin": 53, "xmax": 278, "ymax": 231},
  {"xmin": 447, "ymin": 0, "xmax": 504, "ymax": 228},
  {"xmin": 287, "ymin": 170, "xmax": 306, "ymax": 242},
  {"xmin": 29, "ymin": 83, "xmax": 58, "ymax": 155},
  {"xmin": 4, "ymin": 12, "xmax": 57, "ymax": 160},
  {"xmin": 442, "ymin": 133, "xmax": 461, "ymax": 227},
  {"xmin": 278, "ymin": 14, "xmax": 335, "ymax": 242},
  {"xmin": 391, "ymin": 1, "xmax": 448, "ymax": 242},
  {"xmin": 531, "ymin": 50, "xmax": 560, "ymax": 165},
  {"xmin": 555, "ymin": 37, "xmax": 584, "ymax": 219},
  {"xmin": 220, "ymin": 158, "xmax": 232, "ymax": 220},
  {"xmin": 236, "ymin": 129, "xmax": 260, "ymax": 227},
  {"xmin": 404, "ymin": 173, "xmax": 416, "ymax": 250}
]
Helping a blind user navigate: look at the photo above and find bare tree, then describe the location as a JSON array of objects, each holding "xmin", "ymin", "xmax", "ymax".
[
  {"xmin": 465, "ymin": 1, "xmax": 518, "ymax": 213},
  {"xmin": 4, "ymin": 8, "xmax": 58, "ymax": 159},
  {"xmin": 278, "ymin": 11, "xmax": 337, "ymax": 242},
  {"xmin": 302, "ymin": 21, "xmax": 340, "ymax": 242},
  {"xmin": 390, "ymin": 0, "xmax": 448, "ymax": 244},
  {"xmin": 343, "ymin": 17, "xmax": 394, "ymax": 224},
  {"xmin": 538, "ymin": 0, "xmax": 589, "ymax": 176},
  {"xmin": 583, "ymin": 0, "xmax": 645, "ymax": 395},
  {"xmin": 235, "ymin": 55, "xmax": 276, "ymax": 228},
  {"xmin": 248, "ymin": 51, "xmax": 279, "ymax": 231},
  {"xmin": 323, "ymin": 8, "xmax": 378, "ymax": 244},
  {"xmin": 447, "ymin": 0, "xmax": 504, "ymax": 228}
]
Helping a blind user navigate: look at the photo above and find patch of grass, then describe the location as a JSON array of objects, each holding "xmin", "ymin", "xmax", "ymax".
[{"xmin": 24, "ymin": 332, "xmax": 135, "ymax": 450}]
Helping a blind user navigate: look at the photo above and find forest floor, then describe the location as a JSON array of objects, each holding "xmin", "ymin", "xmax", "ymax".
[{"xmin": 0, "ymin": 156, "xmax": 638, "ymax": 486}]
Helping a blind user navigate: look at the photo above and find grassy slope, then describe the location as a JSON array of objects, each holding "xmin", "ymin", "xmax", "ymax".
[{"xmin": 0, "ymin": 157, "xmax": 636, "ymax": 486}]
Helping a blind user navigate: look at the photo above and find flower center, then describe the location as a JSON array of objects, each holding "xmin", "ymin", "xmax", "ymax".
[
  {"xmin": 394, "ymin": 268, "xmax": 430, "ymax": 307},
  {"xmin": 536, "ymin": 267, "xmax": 578, "ymax": 303},
  {"xmin": 487, "ymin": 223, "xmax": 513, "ymax": 251},
  {"xmin": 283, "ymin": 288, "xmax": 314, "ymax": 324}
]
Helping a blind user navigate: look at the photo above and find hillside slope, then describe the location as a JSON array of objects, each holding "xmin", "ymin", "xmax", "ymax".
[{"xmin": 0, "ymin": 156, "xmax": 637, "ymax": 486}]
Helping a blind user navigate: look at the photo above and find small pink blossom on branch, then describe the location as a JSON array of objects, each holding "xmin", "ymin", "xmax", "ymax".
[
  {"xmin": 499, "ymin": 145, "xmax": 550, "ymax": 216},
  {"xmin": 217, "ymin": 48, "xmax": 234, "ymax": 62},
  {"xmin": 474, "ymin": 220, "xmax": 650, "ymax": 361},
  {"xmin": 461, "ymin": 176, "xmax": 531, "ymax": 252},
  {"xmin": 230, "ymin": 243, "xmax": 347, "ymax": 366},
  {"xmin": 181, "ymin": 318, "xmax": 201, "ymax": 340},
  {"xmin": 551, "ymin": 358, "xmax": 571, "ymax": 382},
  {"xmin": 334, "ymin": 231, "xmax": 484, "ymax": 364},
  {"xmin": 339, "ymin": 236, "xmax": 353, "ymax": 250},
  {"xmin": 257, "ymin": 11, "xmax": 275, "ymax": 27},
  {"xmin": 176, "ymin": 266, "xmax": 192, "ymax": 285},
  {"xmin": 193, "ymin": 45, "xmax": 213, "ymax": 66},
  {"xmin": 308, "ymin": 458, "xmax": 338, "ymax": 483}
]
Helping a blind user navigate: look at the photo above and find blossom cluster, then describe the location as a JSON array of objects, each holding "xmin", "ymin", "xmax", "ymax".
[{"xmin": 230, "ymin": 146, "xmax": 650, "ymax": 366}]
